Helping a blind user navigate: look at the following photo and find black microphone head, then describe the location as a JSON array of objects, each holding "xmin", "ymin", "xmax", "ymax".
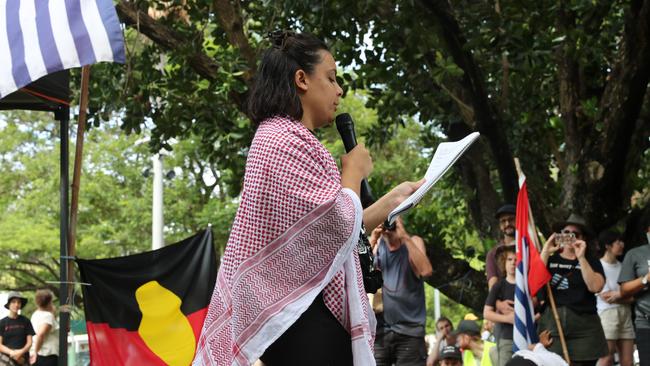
[{"xmin": 335, "ymin": 113, "xmax": 353, "ymax": 132}]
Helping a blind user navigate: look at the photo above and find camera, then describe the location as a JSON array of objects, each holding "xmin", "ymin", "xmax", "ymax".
[
  {"xmin": 555, "ymin": 232, "xmax": 575, "ymax": 248},
  {"xmin": 358, "ymin": 227, "xmax": 383, "ymax": 293}
]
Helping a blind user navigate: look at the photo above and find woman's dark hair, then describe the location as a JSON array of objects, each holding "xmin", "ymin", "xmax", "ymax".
[
  {"xmin": 247, "ymin": 31, "xmax": 329, "ymax": 126},
  {"xmin": 598, "ymin": 230, "xmax": 623, "ymax": 257}
]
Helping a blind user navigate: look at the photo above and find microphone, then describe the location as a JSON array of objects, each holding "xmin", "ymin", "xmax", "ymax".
[{"xmin": 335, "ymin": 113, "xmax": 375, "ymax": 208}]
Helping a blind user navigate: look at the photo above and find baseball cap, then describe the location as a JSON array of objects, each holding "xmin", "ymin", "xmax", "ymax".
[
  {"xmin": 439, "ymin": 345, "xmax": 462, "ymax": 360},
  {"xmin": 452, "ymin": 319, "xmax": 481, "ymax": 337},
  {"xmin": 495, "ymin": 204, "xmax": 516, "ymax": 219}
]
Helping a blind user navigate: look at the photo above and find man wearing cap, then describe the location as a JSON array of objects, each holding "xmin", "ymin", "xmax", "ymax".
[
  {"xmin": 370, "ymin": 217, "xmax": 433, "ymax": 366},
  {"xmin": 453, "ymin": 319, "xmax": 495, "ymax": 366},
  {"xmin": 438, "ymin": 345, "xmax": 463, "ymax": 366},
  {"xmin": 486, "ymin": 204, "xmax": 517, "ymax": 290},
  {"xmin": 0, "ymin": 292, "xmax": 35, "ymax": 365}
]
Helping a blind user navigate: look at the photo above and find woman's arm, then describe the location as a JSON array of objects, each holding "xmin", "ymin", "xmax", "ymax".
[
  {"xmin": 573, "ymin": 240, "xmax": 604, "ymax": 293},
  {"xmin": 362, "ymin": 180, "xmax": 424, "ymax": 230},
  {"xmin": 32, "ymin": 323, "xmax": 52, "ymax": 356}
]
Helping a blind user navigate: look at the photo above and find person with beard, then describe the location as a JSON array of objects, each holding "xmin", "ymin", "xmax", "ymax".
[{"xmin": 485, "ymin": 204, "xmax": 517, "ymax": 289}]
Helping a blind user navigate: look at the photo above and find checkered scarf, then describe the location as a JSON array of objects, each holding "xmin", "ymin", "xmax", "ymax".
[{"xmin": 193, "ymin": 116, "xmax": 376, "ymax": 365}]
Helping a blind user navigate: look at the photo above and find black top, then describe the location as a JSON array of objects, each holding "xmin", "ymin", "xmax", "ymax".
[
  {"xmin": 485, "ymin": 278, "xmax": 515, "ymax": 340},
  {"xmin": 0, "ymin": 315, "xmax": 35, "ymax": 350},
  {"xmin": 545, "ymin": 254, "xmax": 605, "ymax": 314}
]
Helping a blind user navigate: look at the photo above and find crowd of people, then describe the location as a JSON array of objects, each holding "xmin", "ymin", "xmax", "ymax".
[
  {"xmin": 0, "ymin": 289, "xmax": 59, "ymax": 366},
  {"xmin": 416, "ymin": 205, "xmax": 649, "ymax": 366},
  {"xmin": 3, "ymin": 30, "xmax": 648, "ymax": 366}
]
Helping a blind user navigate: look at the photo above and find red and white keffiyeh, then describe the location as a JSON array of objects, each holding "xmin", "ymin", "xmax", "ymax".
[{"xmin": 193, "ymin": 116, "xmax": 376, "ymax": 366}]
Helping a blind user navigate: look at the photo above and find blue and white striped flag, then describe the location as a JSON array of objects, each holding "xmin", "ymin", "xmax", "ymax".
[
  {"xmin": 513, "ymin": 173, "xmax": 551, "ymax": 352},
  {"xmin": 0, "ymin": 0, "xmax": 125, "ymax": 98}
]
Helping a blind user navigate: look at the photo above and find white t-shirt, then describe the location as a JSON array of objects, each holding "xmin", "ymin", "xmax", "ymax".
[
  {"xmin": 597, "ymin": 259, "xmax": 622, "ymax": 313},
  {"xmin": 513, "ymin": 343, "xmax": 568, "ymax": 366},
  {"xmin": 30, "ymin": 310, "xmax": 59, "ymax": 356}
]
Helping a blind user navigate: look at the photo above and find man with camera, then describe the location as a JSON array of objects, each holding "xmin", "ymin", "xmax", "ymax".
[{"xmin": 370, "ymin": 217, "xmax": 433, "ymax": 366}]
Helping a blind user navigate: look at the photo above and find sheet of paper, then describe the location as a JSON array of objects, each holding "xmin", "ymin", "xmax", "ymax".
[{"xmin": 386, "ymin": 132, "xmax": 480, "ymax": 225}]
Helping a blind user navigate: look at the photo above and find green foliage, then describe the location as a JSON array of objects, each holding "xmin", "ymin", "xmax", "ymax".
[{"xmin": 0, "ymin": 110, "xmax": 237, "ymax": 295}]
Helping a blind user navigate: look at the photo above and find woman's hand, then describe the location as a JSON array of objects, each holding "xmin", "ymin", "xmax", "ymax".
[
  {"xmin": 572, "ymin": 239, "xmax": 587, "ymax": 259},
  {"xmin": 362, "ymin": 179, "xmax": 424, "ymax": 230},
  {"xmin": 388, "ymin": 179, "xmax": 425, "ymax": 207},
  {"xmin": 341, "ymin": 143, "xmax": 373, "ymax": 179},
  {"xmin": 541, "ymin": 233, "xmax": 560, "ymax": 265}
]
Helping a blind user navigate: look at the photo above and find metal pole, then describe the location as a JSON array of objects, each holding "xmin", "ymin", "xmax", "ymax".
[
  {"xmin": 152, "ymin": 153, "xmax": 164, "ymax": 250},
  {"xmin": 56, "ymin": 106, "xmax": 70, "ymax": 366},
  {"xmin": 434, "ymin": 288, "xmax": 441, "ymax": 322}
]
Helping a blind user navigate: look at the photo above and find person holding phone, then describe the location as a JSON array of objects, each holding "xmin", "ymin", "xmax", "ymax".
[{"xmin": 538, "ymin": 214, "xmax": 607, "ymax": 366}]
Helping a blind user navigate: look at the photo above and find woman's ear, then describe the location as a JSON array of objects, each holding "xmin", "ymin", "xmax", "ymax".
[{"xmin": 295, "ymin": 69, "xmax": 308, "ymax": 92}]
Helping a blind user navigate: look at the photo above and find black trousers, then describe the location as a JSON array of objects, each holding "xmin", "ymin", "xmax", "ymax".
[{"xmin": 260, "ymin": 293, "xmax": 352, "ymax": 366}]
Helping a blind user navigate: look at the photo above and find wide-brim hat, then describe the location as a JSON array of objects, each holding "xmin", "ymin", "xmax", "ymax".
[
  {"xmin": 495, "ymin": 204, "xmax": 516, "ymax": 219},
  {"xmin": 4, "ymin": 291, "xmax": 28, "ymax": 310},
  {"xmin": 557, "ymin": 213, "xmax": 594, "ymax": 238}
]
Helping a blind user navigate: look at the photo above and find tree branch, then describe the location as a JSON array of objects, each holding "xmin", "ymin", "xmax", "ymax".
[
  {"xmin": 212, "ymin": 0, "xmax": 257, "ymax": 82},
  {"xmin": 584, "ymin": 0, "xmax": 650, "ymax": 229},
  {"xmin": 417, "ymin": 0, "xmax": 519, "ymax": 204},
  {"xmin": 116, "ymin": 1, "xmax": 220, "ymax": 81}
]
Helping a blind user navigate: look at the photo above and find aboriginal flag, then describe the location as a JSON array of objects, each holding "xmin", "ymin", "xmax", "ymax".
[{"xmin": 77, "ymin": 229, "xmax": 217, "ymax": 366}]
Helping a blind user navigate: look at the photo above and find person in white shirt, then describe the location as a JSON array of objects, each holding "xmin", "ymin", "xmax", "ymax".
[
  {"xmin": 596, "ymin": 231, "xmax": 635, "ymax": 366},
  {"xmin": 30, "ymin": 289, "xmax": 59, "ymax": 366},
  {"xmin": 505, "ymin": 330, "xmax": 568, "ymax": 366}
]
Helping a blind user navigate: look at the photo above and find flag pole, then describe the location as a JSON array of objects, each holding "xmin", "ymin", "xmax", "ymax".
[
  {"xmin": 68, "ymin": 65, "xmax": 91, "ymax": 302},
  {"xmin": 513, "ymin": 158, "xmax": 570, "ymax": 363}
]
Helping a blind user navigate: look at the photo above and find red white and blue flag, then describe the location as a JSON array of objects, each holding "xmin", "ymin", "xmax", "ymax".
[
  {"xmin": 0, "ymin": 0, "xmax": 125, "ymax": 98},
  {"xmin": 513, "ymin": 174, "xmax": 551, "ymax": 352}
]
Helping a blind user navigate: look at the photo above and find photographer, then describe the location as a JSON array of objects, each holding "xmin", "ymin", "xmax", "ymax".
[
  {"xmin": 370, "ymin": 217, "xmax": 432, "ymax": 366},
  {"xmin": 538, "ymin": 214, "xmax": 607, "ymax": 366}
]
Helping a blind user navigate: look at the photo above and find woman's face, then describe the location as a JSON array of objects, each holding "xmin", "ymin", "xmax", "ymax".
[
  {"xmin": 298, "ymin": 50, "xmax": 343, "ymax": 129},
  {"xmin": 608, "ymin": 239, "xmax": 625, "ymax": 256}
]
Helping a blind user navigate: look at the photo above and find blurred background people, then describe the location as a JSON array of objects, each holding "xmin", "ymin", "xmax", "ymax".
[
  {"xmin": 505, "ymin": 330, "xmax": 568, "ymax": 366},
  {"xmin": 596, "ymin": 231, "xmax": 634, "ymax": 366},
  {"xmin": 438, "ymin": 345, "xmax": 463, "ymax": 366},
  {"xmin": 538, "ymin": 214, "xmax": 607, "ymax": 366},
  {"xmin": 0, "ymin": 292, "xmax": 34, "ymax": 366},
  {"xmin": 618, "ymin": 222, "xmax": 650, "ymax": 366},
  {"xmin": 486, "ymin": 204, "xmax": 517, "ymax": 289},
  {"xmin": 426, "ymin": 316, "xmax": 456, "ymax": 366},
  {"xmin": 30, "ymin": 289, "xmax": 59, "ymax": 366},
  {"xmin": 484, "ymin": 246, "xmax": 517, "ymax": 366},
  {"xmin": 371, "ymin": 218, "xmax": 433, "ymax": 366},
  {"xmin": 453, "ymin": 319, "xmax": 495, "ymax": 366}
]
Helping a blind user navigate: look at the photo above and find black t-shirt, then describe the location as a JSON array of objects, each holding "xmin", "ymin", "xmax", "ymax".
[
  {"xmin": 545, "ymin": 254, "xmax": 605, "ymax": 314},
  {"xmin": 485, "ymin": 278, "xmax": 515, "ymax": 340},
  {"xmin": 0, "ymin": 315, "xmax": 35, "ymax": 350}
]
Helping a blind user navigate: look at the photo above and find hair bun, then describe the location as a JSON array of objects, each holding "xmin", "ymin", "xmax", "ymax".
[{"xmin": 268, "ymin": 30, "xmax": 295, "ymax": 50}]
